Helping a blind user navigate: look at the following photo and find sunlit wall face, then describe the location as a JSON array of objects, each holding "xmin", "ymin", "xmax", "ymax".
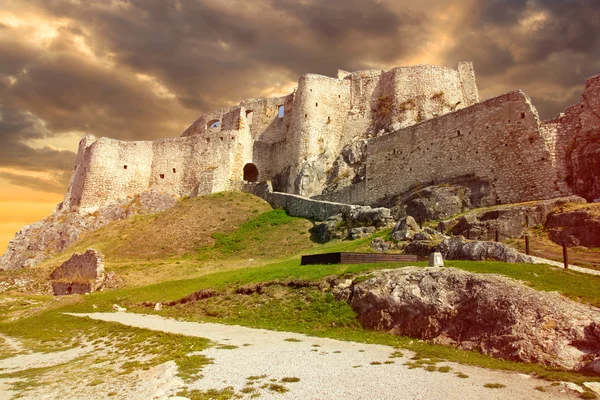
[{"xmin": 1, "ymin": 0, "xmax": 599, "ymax": 253}]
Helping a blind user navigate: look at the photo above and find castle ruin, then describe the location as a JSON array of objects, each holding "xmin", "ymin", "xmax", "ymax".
[{"xmin": 61, "ymin": 62, "xmax": 600, "ymax": 212}]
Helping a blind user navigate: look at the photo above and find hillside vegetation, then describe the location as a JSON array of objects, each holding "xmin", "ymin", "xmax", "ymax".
[{"xmin": 2, "ymin": 192, "xmax": 600, "ymax": 398}]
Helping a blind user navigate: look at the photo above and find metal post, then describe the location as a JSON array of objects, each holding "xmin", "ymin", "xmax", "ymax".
[
  {"xmin": 563, "ymin": 242, "xmax": 568, "ymax": 269},
  {"xmin": 467, "ymin": 227, "xmax": 470, "ymax": 239},
  {"xmin": 525, "ymin": 234, "xmax": 530, "ymax": 255},
  {"xmin": 525, "ymin": 215, "xmax": 529, "ymax": 228},
  {"xmin": 495, "ymin": 230, "xmax": 499, "ymax": 242},
  {"xmin": 419, "ymin": 218, "xmax": 422, "ymax": 229}
]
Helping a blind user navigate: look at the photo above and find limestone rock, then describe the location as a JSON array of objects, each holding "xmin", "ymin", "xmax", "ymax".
[
  {"xmin": 310, "ymin": 206, "xmax": 394, "ymax": 243},
  {"xmin": 51, "ymin": 281, "xmax": 93, "ymax": 296},
  {"xmin": 370, "ymin": 238, "xmax": 392, "ymax": 253},
  {"xmin": 378, "ymin": 177, "xmax": 497, "ymax": 222},
  {"xmin": 310, "ymin": 215, "xmax": 345, "ymax": 244},
  {"xmin": 391, "ymin": 216, "xmax": 419, "ymax": 241},
  {"xmin": 404, "ymin": 236, "xmax": 533, "ymax": 264},
  {"xmin": 322, "ymin": 139, "xmax": 368, "ymax": 195},
  {"xmin": 437, "ymin": 196, "xmax": 586, "ymax": 241},
  {"xmin": 547, "ymin": 207, "xmax": 600, "ymax": 247},
  {"xmin": 345, "ymin": 267, "xmax": 600, "ymax": 371},
  {"xmin": 438, "ymin": 237, "xmax": 533, "ymax": 263},
  {"xmin": 112, "ymin": 304, "xmax": 127, "ymax": 312},
  {"xmin": 349, "ymin": 227, "xmax": 376, "ymax": 240}
]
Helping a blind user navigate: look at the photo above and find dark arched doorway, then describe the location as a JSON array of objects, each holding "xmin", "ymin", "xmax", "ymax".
[{"xmin": 243, "ymin": 163, "xmax": 259, "ymax": 182}]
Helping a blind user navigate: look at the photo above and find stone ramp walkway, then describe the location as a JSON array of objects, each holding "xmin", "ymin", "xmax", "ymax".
[{"xmin": 68, "ymin": 312, "xmax": 582, "ymax": 400}]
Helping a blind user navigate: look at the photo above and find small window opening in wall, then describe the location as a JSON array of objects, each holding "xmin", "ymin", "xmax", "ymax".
[
  {"xmin": 123, "ymin": 165, "xmax": 127, "ymax": 170},
  {"xmin": 327, "ymin": 116, "xmax": 331, "ymax": 123},
  {"xmin": 206, "ymin": 138, "xmax": 210, "ymax": 143},
  {"xmin": 245, "ymin": 110, "xmax": 254, "ymax": 125},
  {"xmin": 231, "ymin": 136, "xmax": 235, "ymax": 140},
  {"xmin": 520, "ymin": 112, "xmax": 526, "ymax": 119},
  {"xmin": 160, "ymin": 174, "xmax": 165, "ymax": 179},
  {"xmin": 220, "ymin": 137, "xmax": 223, "ymax": 141},
  {"xmin": 172, "ymin": 168, "xmax": 176, "ymax": 173},
  {"xmin": 207, "ymin": 119, "xmax": 221, "ymax": 129},
  {"xmin": 315, "ymin": 102, "xmax": 318, "ymax": 107},
  {"xmin": 457, "ymin": 130, "xmax": 461, "ymax": 136},
  {"xmin": 305, "ymin": 113, "xmax": 307, "ymax": 118},
  {"xmin": 278, "ymin": 105, "xmax": 285, "ymax": 118},
  {"xmin": 338, "ymin": 95, "xmax": 341, "ymax": 98},
  {"xmin": 74, "ymin": 166, "xmax": 77, "ymax": 171}
]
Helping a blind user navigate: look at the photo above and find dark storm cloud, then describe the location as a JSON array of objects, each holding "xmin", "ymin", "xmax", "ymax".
[
  {"xmin": 1, "ymin": 0, "xmax": 600, "ymax": 196},
  {"xmin": 31, "ymin": 0, "xmax": 427, "ymax": 109},
  {"xmin": 0, "ymin": 106, "xmax": 76, "ymax": 172},
  {"xmin": 444, "ymin": 0, "xmax": 600, "ymax": 115}
]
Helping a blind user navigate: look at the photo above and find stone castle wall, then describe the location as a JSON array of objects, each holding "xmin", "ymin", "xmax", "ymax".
[
  {"xmin": 540, "ymin": 75, "xmax": 600, "ymax": 201},
  {"xmin": 66, "ymin": 131, "xmax": 237, "ymax": 209},
  {"xmin": 365, "ymin": 91, "xmax": 568, "ymax": 205},
  {"xmin": 64, "ymin": 62, "xmax": 480, "ymax": 209},
  {"xmin": 61, "ymin": 63, "xmax": 596, "ymax": 213}
]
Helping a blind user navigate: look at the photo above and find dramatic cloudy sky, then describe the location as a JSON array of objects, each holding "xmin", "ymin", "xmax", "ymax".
[{"xmin": 1, "ymin": 0, "xmax": 599, "ymax": 252}]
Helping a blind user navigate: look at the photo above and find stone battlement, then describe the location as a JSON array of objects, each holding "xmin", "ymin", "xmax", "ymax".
[{"xmin": 61, "ymin": 62, "xmax": 600, "ymax": 212}]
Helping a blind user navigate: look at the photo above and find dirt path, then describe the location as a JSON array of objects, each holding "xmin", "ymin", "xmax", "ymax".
[{"xmin": 67, "ymin": 312, "xmax": 586, "ymax": 400}]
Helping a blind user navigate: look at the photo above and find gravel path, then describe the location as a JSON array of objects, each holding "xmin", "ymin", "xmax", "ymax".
[
  {"xmin": 530, "ymin": 255, "xmax": 600, "ymax": 276},
  {"xmin": 69, "ymin": 312, "xmax": 582, "ymax": 400}
]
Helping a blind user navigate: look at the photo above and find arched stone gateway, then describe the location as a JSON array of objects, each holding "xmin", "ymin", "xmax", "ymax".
[{"xmin": 243, "ymin": 163, "xmax": 259, "ymax": 182}]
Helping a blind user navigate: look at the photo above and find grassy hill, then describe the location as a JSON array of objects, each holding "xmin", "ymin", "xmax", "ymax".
[{"xmin": 1, "ymin": 192, "xmax": 600, "ymax": 398}]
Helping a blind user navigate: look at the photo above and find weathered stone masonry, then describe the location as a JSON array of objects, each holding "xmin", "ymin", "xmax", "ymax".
[
  {"xmin": 365, "ymin": 91, "xmax": 565, "ymax": 205},
  {"xmin": 62, "ymin": 63, "xmax": 480, "ymax": 211},
  {"xmin": 60, "ymin": 62, "xmax": 599, "ymax": 214}
]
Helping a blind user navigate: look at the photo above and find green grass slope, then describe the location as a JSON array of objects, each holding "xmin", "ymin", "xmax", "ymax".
[{"xmin": 2, "ymin": 191, "xmax": 600, "ymax": 397}]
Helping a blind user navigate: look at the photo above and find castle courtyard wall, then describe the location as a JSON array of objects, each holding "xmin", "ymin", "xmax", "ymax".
[{"xmin": 365, "ymin": 91, "xmax": 568, "ymax": 205}]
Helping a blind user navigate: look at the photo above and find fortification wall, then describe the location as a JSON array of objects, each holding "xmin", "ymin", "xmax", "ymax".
[
  {"xmin": 242, "ymin": 181, "xmax": 359, "ymax": 221},
  {"xmin": 64, "ymin": 62, "xmax": 488, "ymax": 210},
  {"xmin": 541, "ymin": 75, "xmax": 600, "ymax": 200},
  {"xmin": 387, "ymin": 64, "xmax": 472, "ymax": 130},
  {"xmin": 312, "ymin": 181, "xmax": 366, "ymax": 205},
  {"xmin": 77, "ymin": 138, "xmax": 154, "ymax": 208},
  {"xmin": 247, "ymin": 94, "xmax": 295, "ymax": 185},
  {"xmin": 365, "ymin": 91, "xmax": 567, "ymax": 205},
  {"xmin": 287, "ymin": 74, "xmax": 352, "ymax": 195},
  {"xmin": 63, "ymin": 136, "xmax": 98, "ymax": 209},
  {"xmin": 65, "ymin": 131, "xmax": 243, "ymax": 209}
]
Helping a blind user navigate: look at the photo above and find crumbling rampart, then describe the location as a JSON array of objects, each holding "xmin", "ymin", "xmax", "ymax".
[
  {"xmin": 59, "ymin": 62, "xmax": 598, "ymax": 215},
  {"xmin": 365, "ymin": 91, "xmax": 567, "ymax": 205},
  {"xmin": 540, "ymin": 75, "xmax": 600, "ymax": 201}
]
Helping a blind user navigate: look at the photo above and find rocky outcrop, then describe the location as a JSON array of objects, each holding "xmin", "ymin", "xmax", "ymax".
[
  {"xmin": 340, "ymin": 267, "xmax": 600, "ymax": 372},
  {"xmin": 311, "ymin": 206, "xmax": 394, "ymax": 244},
  {"xmin": 322, "ymin": 139, "xmax": 368, "ymax": 195},
  {"xmin": 391, "ymin": 216, "xmax": 420, "ymax": 241},
  {"xmin": 437, "ymin": 196, "xmax": 586, "ymax": 241},
  {"xmin": 0, "ymin": 190, "xmax": 177, "ymax": 271},
  {"xmin": 547, "ymin": 206, "xmax": 600, "ymax": 247},
  {"xmin": 404, "ymin": 236, "xmax": 533, "ymax": 264},
  {"xmin": 375, "ymin": 177, "xmax": 497, "ymax": 222}
]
